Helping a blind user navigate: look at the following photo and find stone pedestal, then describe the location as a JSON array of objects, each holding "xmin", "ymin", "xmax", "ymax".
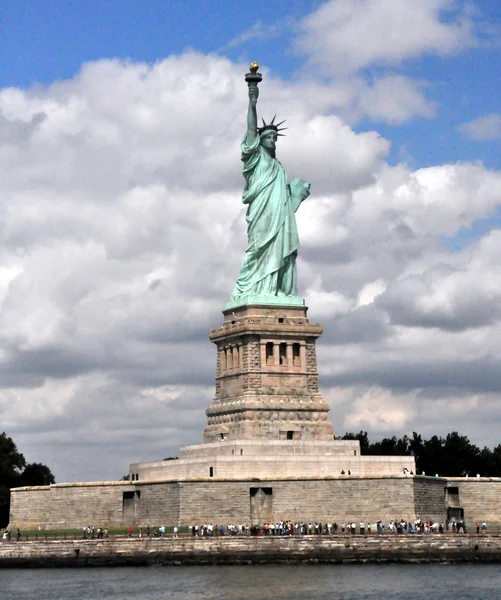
[
  {"xmin": 204, "ymin": 304, "xmax": 334, "ymax": 443},
  {"xmin": 125, "ymin": 302, "xmax": 415, "ymax": 482}
]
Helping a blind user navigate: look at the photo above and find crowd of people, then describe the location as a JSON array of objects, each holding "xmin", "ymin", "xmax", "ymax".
[
  {"xmin": 1, "ymin": 519, "xmax": 489, "ymax": 541},
  {"xmin": 83, "ymin": 526, "xmax": 109, "ymax": 539},
  {"xmin": 184, "ymin": 518, "xmax": 476, "ymax": 536},
  {"xmin": 1, "ymin": 528, "xmax": 21, "ymax": 541},
  {"xmin": 137, "ymin": 525, "xmax": 177, "ymax": 537},
  {"xmin": 73, "ymin": 519, "xmax": 493, "ymax": 538}
]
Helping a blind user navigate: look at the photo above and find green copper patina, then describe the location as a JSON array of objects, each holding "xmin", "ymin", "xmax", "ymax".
[{"xmin": 226, "ymin": 63, "xmax": 310, "ymax": 310}]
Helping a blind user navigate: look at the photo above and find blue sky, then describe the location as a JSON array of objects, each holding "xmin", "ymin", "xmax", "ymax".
[
  {"xmin": 2, "ymin": 1, "xmax": 501, "ymax": 481},
  {"xmin": 0, "ymin": 0, "xmax": 319, "ymax": 84},
  {"xmin": 1, "ymin": 0, "xmax": 500, "ymax": 172}
]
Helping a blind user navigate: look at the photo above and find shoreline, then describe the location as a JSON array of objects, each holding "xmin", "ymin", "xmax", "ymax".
[{"xmin": 1, "ymin": 535, "xmax": 500, "ymax": 567}]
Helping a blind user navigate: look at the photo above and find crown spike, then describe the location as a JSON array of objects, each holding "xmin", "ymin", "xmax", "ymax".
[{"xmin": 258, "ymin": 115, "xmax": 287, "ymax": 136}]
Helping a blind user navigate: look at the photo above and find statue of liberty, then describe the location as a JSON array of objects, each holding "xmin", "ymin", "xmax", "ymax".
[{"xmin": 226, "ymin": 63, "xmax": 311, "ymax": 309}]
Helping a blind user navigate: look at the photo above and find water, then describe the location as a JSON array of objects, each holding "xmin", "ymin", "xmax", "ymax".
[{"xmin": 1, "ymin": 564, "xmax": 499, "ymax": 600}]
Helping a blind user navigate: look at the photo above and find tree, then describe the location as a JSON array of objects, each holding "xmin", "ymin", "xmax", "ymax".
[
  {"xmin": 0, "ymin": 432, "xmax": 55, "ymax": 528},
  {"xmin": 368, "ymin": 436, "xmax": 412, "ymax": 457},
  {"xmin": 340, "ymin": 431, "xmax": 370, "ymax": 453},
  {"xmin": 347, "ymin": 430, "xmax": 501, "ymax": 477},
  {"xmin": 20, "ymin": 463, "xmax": 55, "ymax": 487},
  {"xmin": 0, "ymin": 432, "xmax": 26, "ymax": 527},
  {"xmin": 0, "ymin": 432, "xmax": 26, "ymax": 480},
  {"xmin": 341, "ymin": 432, "xmax": 412, "ymax": 458},
  {"xmin": 421, "ymin": 435, "xmax": 444, "ymax": 476},
  {"xmin": 442, "ymin": 432, "xmax": 481, "ymax": 477},
  {"xmin": 489, "ymin": 445, "xmax": 501, "ymax": 477}
]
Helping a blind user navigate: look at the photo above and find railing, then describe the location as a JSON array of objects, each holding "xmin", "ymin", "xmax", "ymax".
[{"xmin": 2, "ymin": 529, "xmax": 501, "ymax": 542}]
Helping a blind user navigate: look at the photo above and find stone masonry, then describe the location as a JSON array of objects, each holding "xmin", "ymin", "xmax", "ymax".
[
  {"xmin": 126, "ymin": 302, "xmax": 415, "ymax": 482},
  {"xmin": 4, "ymin": 535, "xmax": 501, "ymax": 567},
  {"xmin": 30, "ymin": 301, "xmax": 501, "ymax": 532},
  {"xmin": 204, "ymin": 304, "xmax": 333, "ymax": 442},
  {"xmin": 10, "ymin": 475, "xmax": 501, "ymax": 531}
]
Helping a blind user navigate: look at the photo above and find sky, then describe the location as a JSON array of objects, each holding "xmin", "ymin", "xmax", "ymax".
[{"xmin": 1, "ymin": 0, "xmax": 501, "ymax": 482}]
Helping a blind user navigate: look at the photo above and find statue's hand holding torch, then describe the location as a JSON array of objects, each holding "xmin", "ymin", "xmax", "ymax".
[{"xmin": 246, "ymin": 62, "xmax": 262, "ymax": 107}]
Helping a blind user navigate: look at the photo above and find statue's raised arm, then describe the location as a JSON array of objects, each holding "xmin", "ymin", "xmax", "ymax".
[
  {"xmin": 246, "ymin": 63, "xmax": 259, "ymax": 146},
  {"xmin": 226, "ymin": 63, "xmax": 311, "ymax": 311}
]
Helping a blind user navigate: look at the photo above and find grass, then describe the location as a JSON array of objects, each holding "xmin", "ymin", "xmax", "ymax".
[{"xmin": 6, "ymin": 525, "xmax": 194, "ymax": 540}]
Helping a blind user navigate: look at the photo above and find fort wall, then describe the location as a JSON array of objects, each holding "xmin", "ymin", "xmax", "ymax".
[
  {"xmin": 448, "ymin": 478, "xmax": 501, "ymax": 526},
  {"xmin": 10, "ymin": 476, "xmax": 501, "ymax": 532},
  {"xmin": 8, "ymin": 476, "xmax": 435, "ymax": 530}
]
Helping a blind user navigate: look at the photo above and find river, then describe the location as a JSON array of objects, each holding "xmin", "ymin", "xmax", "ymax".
[{"xmin": 1, "ymin": 563, "xmax": 499, "ymax": 599}]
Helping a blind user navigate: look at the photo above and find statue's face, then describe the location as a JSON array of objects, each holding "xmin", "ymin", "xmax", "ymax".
[{"xmin": 260, "ymin": 131, "xmax": 277, "ymax": 155}]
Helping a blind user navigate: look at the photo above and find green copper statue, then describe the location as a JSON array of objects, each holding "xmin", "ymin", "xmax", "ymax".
[{"xmin": 226, "ymin": 63, "xmax": 311, "ymax": 310}]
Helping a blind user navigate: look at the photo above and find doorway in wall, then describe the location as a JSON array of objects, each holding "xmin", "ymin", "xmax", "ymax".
[
  {"xmin": 122, "ymin": 490, "xmax": 141, "ymax": 523},
  {"xmin": 250, "ymin": 487, "xmax": 273, "ymax": 524}
]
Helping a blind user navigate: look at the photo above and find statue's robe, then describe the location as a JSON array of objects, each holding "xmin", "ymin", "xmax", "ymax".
[{"xmin": 231, "ymin": 134, "xmax": 305, "ymax": 299}]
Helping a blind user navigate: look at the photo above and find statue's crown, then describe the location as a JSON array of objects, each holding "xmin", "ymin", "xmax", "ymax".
[{"xmin": 258, "ymin": 115, "xmax": 287, "ymax": 137}]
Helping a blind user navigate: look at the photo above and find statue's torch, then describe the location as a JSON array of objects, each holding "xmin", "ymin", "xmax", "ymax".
[{"xmin": 245, "ymin": 61, "xmax": 262, "ymax": 92}]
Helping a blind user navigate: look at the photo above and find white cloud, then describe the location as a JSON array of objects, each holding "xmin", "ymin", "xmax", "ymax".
[
  {"xmin": 1, "ymin": 50, "xmax": 501, "ymax": 481},
  {"xmin": 290, "ymin": 0, "xmax": 481, "ymax": 125},
  {"xmin": 355, "ymin": 75, "xmax": 436, "ymax": 124},
  {"xmin": 377, "ymin": 231, "xmax": 501, "ymax": 331},
  {"xmin": 459, "ymin": 113, "xmax": 501, "ymax": 140},
  {"xmin": 217, "ymin": 20, "xmax": 286, "ymax": 52},
  {"xmin": 357, "ymin": 280, "xmax": 386, "ymax": 307},
  {"xmin": 343, "ymin": 387, "xmax": 418, "ymax": 432},
  {"xmin": 296, "ymin": 0, "xmax": 477, "ymax": 76}
]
